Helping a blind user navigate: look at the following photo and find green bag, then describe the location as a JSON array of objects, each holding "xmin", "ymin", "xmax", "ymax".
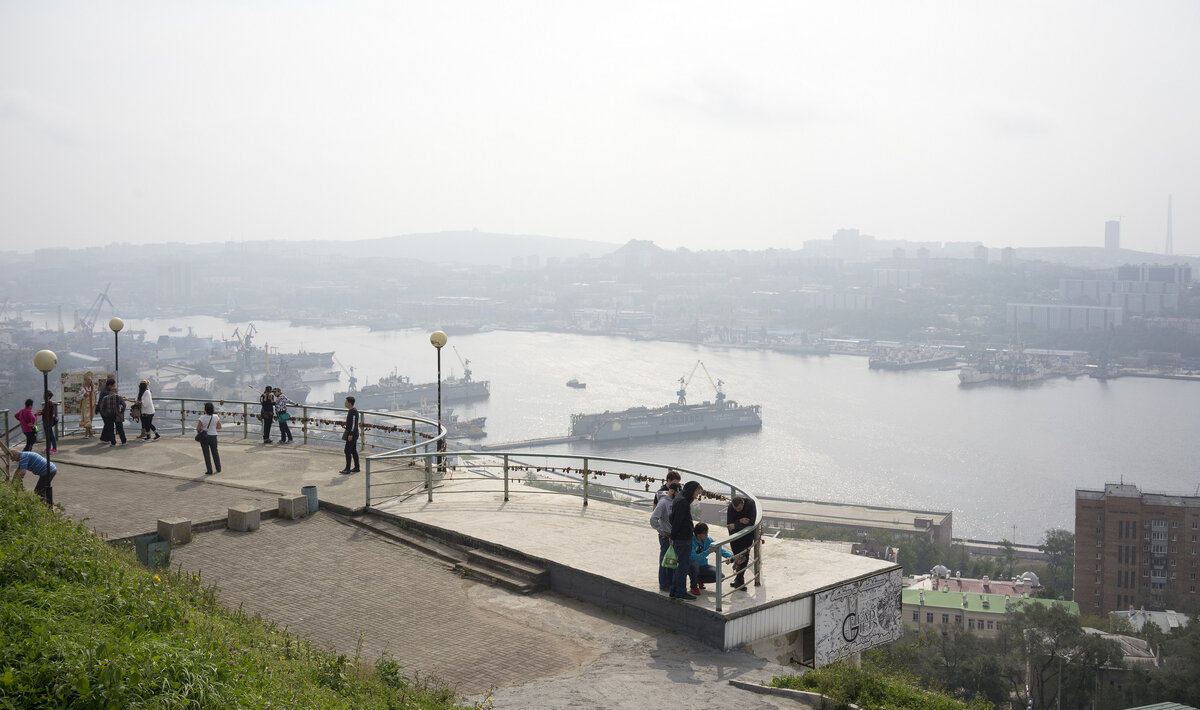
[
  {"xmin": 277, "ymin": 411, "xmax": 291, "ymax": 423},
  {"xmin": 661, "ymin": 545, "xmax": 679, "ymax": 569}
]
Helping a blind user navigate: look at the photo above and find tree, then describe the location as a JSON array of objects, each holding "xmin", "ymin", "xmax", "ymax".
[
  {"xmin": 999, "ymin": 538, "xmax": 1016, "ymax": 579},
  {"xmin": 1038, "ymin": 528, "xmax": 1075, "ymax": 594}
]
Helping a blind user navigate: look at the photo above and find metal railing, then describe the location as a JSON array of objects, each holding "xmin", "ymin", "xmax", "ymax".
[
  {"xmin": 363, "ymin": 449, "xmax": 763, "ymax": 611},
  {"xmin": 56, "ymin": 396, "xmax": 446, "ymax": 454}
]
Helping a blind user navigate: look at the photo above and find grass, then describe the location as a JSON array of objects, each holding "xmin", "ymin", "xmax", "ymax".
[
  {"xmin": 0, "ymin": 483, "xmax": 474, "ymax": 709},
  {"xmin": 769, "ymin": 662, "xmax": 994, "ymax": 710}
]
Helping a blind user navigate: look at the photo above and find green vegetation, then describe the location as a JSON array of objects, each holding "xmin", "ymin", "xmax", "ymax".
[
  {"xmin": 769, "ymin": 663, "xmax": 994, "ymax": 710},
  {"xmin": 0, "ymin": 483, "xmax": 471, "ymax": 709}
]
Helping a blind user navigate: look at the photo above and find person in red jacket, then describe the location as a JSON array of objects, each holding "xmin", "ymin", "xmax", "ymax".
[{"xmin": 16, "ymin": 399, "xmax": 37, "ymax": 451}]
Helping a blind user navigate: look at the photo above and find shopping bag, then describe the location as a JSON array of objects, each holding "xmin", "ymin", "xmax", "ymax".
[{"xmin": 661, "ymin": 545, "xmax": 679, "ymax": 569}]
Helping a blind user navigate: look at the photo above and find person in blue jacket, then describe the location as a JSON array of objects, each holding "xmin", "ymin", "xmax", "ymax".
[
  {"xmin": 688, "ymin": 522, "xmax": 733, "ymax": 596},
  {"xmin": 10, "ymin": 449, "xmax": 57, "ymax": 507}
]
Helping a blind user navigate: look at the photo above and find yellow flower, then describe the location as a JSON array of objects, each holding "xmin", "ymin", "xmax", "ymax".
[{"xmin": 154, "ymin": 575, "xmax": 162, "ymax": 582}]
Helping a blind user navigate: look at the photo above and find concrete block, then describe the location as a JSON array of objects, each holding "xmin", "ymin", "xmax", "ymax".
[
  {"xmin": 278, "ymin": 495, "xmax": 310, "ymax": 520},
  {"xmin": 157, "ymin": 518, "xmax": 192, "ymax": 545},
  {"xmin": 228, "ymin": 505, "xmax": 261, "ymax": 532}
]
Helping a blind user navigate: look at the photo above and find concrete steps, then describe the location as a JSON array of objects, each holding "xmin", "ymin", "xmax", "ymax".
[
  {"xmin": 342, "ymin": 513, "xmax": 549, "ymax": 594},
  {"xmin": 456, "ymin": 549, "xmax": 549, "ymax": 594}
]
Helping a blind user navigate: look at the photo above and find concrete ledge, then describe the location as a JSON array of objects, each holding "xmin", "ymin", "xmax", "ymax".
[
  {"xmin": 229, "ymin": 505, "xmax": 261, "ymax": 532},
  {"xmin": 278, "ymin": 495, "xmax": 310, "ymax": 520},
  {"xmin": 727, "ymin": 680, "xmax": 856, "ymax": 709},
  {"xmin": 157, "ymin": 518, "xmax": 192, "ymax": 545}
]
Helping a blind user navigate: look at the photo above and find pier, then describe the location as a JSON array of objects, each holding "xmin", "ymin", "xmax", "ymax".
[{"xmin": 477, "ymin": 434, "xmax": 586, "ymax": 450}]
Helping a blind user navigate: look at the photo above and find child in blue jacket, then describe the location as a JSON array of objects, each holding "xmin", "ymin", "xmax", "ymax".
[{"xmin": 689, "ymin": 522, "xmax": 733, "ymax": 595}]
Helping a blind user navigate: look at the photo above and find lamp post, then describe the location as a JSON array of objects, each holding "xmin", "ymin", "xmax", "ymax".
[
  {"xmin": 33, "ymin": 349, "xmax": 57, "ymax": 507},
  {"xmin": 429, "ymin": 331, "xmax": 447, "ymax": 466},
  {"xmin": 108, "ymin": 317, "xmax": 124, "ymax": 375}
]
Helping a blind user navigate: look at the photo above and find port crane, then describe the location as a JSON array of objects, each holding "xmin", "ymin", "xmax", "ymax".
[
  {"xmin": 451, "ymin": 346, "xmax": 473, "ymax": 382},
  {"xmin": 333, "ymin": 355, "xmax": 357, "ymax": 393},
  {"xmin": 75, "ymin": 283, "xmax": 114, "ymax": 346},
  {"xmin": 676, "ymin": 360, "xmax": 725, "ymax": 405}
]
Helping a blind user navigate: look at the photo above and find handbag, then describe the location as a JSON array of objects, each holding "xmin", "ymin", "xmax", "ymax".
[
  {"xmin": 277, "ymin": 411, "xmax": 291, "ymax": 423},
  {"xmin": 661, "ymin": 545, "xmax": 679, "ymax": 569},
  {"xmin": 195, "ymin": 432, "xmax": 205, "ymax": 442}
]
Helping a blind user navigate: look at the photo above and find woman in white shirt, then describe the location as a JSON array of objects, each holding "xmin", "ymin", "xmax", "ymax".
[
  {"xmin": 137, "ymin": 380, "xmax": 160, "ymax": 440},
  {"xmin": 195, "ymin": 402, "xmax": 222, "ymax": 475}
]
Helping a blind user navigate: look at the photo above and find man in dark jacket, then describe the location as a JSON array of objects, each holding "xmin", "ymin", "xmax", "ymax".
[
  {"xmin": 727, "ymin": 495, "xmax": 757, "ymax": 590},
  {"xmin": 98, "ymin": 382, "xmax": 127, "ymax": 446},
  {"xmin": 669, "ymin": 480, "xmax": 704, "ymax": 600}
]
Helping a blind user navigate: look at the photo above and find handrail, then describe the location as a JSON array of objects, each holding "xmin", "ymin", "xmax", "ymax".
[
  {"xmin": 364, "ymin": 448, "xmax": 762, "ymax": 611},
  {"xmin": 57, "ymin": 395, "xmax": 445, "ymax": 451}
]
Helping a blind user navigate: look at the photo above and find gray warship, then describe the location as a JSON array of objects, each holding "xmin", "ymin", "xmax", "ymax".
[{"xmin": 569, "ymin": 362, "xmax": 761, "ymax": 442}]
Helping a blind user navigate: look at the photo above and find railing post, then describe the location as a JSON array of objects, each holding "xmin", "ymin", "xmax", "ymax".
[
  {"xmin": 364, "ymin": 458, "xmax": 371, "ymax": 509},
  {"xmin": 582, "ymin": 457, "xmax": 589, "ymax": 507},
  {"xmin": 753, "ymin": 524, "xmax": 763, "ymax": 586},
  {"xmin": 425, "ymin": 454, "xmax": 434, "ymax": 502},
  {"xmin": 302, "ymin": 405, "xmax": 308, "ymax": 444},
  {"xmin": 503, "ymin": 453, "xmax": 509, "ymax": 502},
  {"xmin": 242, "ymin": 403, "xmax": 249, "ymax": 440},
  {"xmin": 179, "ymin": 400, "xmax": 186, "ymax": 436},
  {"xmin": 715, "ymin": 553, "xmax": 724, "ymax": 612}
]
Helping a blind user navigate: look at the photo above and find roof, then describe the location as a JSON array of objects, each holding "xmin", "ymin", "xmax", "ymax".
[
  {"xmin": 1114, "ymin": 608, "xmax": 1192, "ymax": 634},
  {"xmin": 1122, "ymin": 703, "xmax": 1198, "ymax": 710},
  {"xmin": 902, "ymin": 588, "xmax": 1079, "ymax": 615}
]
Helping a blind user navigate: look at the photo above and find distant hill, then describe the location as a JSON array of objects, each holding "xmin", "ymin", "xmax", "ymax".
[
  {"xmin": 347, "ymin": 231, "xmax": 621, "ymax": 267},
  {"xmin": 1014, "ymin": 246, "xmax": 1200, "ymax": 271}
]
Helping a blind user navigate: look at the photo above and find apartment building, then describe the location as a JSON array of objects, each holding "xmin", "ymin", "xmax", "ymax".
[{"xmin": 1074, "ymin": 484, "xmax": 1200, "ymax": 614}]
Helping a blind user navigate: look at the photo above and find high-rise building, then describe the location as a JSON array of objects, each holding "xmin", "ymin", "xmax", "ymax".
[
  {"xmin": 1074, "ymin": 484, "xmax": 1200, "ymax": 614},
  {"xmin": 1105, "ymin": 220, "xmax": 1121, "ymax": 251}
]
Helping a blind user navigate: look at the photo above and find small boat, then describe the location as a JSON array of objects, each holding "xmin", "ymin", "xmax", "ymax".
[{"xmin": 566, "ymin": 379, "xmax": 587, "ymax": 389}]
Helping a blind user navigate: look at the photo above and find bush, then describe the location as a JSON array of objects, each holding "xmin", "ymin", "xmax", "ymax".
[
  {"xmin": 0, "ymin": 483, "xmax": 470, "ymax": 709},
  {"xmin": 769, "ymin": 662, "xmax": 994, "ymax": 710}
]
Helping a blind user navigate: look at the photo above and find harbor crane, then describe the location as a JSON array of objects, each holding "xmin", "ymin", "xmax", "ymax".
[
  {"xmin": 76, "ymin": 283, "xmax": 114, "ymax": 346},
  {"xmin": 333, "ymin": 355, "xmax": 357, "ymax": 393},
  {"xmin": 451, "ymin": 345, "xmax": 473, "ymax": 382},
  {"xmin": 677, "ymin": 360, "xmax": 726, "ymax": 405}
]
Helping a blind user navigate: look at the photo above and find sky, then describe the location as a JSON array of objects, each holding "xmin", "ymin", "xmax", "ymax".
[{"xmin": 2, "ymin": 1, "xmax": 1197, "ymax": 254}]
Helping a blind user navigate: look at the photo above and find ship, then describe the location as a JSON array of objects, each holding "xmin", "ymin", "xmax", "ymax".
[
  {"xmin": 566, "ymin": 378, "xmax": 586, "ymax": 389},
  {"xmin": 868, "ymin": 347, "xmax": 957, "ymax": 371},
  {"xmin": 332, "ymin": 356, "xmax": 489, "ymax": 409},
  {"xmin": 569, "ymin": 362, "xmax": 761, "ymax": 442}
]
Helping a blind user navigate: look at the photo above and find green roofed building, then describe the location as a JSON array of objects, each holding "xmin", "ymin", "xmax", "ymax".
[{"xmin": 902, "ymin": 587, "xmax": 1079, "ymax": 634}]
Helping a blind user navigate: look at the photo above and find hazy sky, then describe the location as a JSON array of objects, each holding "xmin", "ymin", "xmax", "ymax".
[{"xmin": 2, "ymin": 1, "xmax": 1197, "ymax": 254}]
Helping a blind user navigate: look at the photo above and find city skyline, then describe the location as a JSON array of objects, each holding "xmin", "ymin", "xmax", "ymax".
[{"xmin": 2, "ymin": 1, "xmax": 1197, "ymax": 254}]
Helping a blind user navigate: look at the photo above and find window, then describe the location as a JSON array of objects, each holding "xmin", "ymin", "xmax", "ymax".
[
  {"xmin": 987, "ymin": 620, "xmax": 994, "ymax": 630},
  {"xmin": 927, "ymin": 612, "xmax": 933, "ymax": 623},
  {"xmin": 1144, "ymin": 570, "xmax": 1150, "ymax": 577},
  {"xmin": 1171, "ymin": 559, "xmax": 1177, "ymax": 566},
  {"xmin": 1192, "ymin": 585, "xmax": 1197, "ymax": 594},
  {"xmin": 955, "ymin": 615, "xmax": 962, "ymax": 624},
  {"xmin": 1192, "ymin": 535, "xmax": 1197, "ymax": 542},
  {"xmin": 1173, "ymin": 521, "xmax": 1179, "ymax": 528},
  {"xmin": 968, "ymin": 619, "xmax": 975, "ymax": 630},
  {"xmin": 1172, "ymin": 546, "xmax": 1178, "ymax": 553},
  {"xmin": 942, "ymin": 614, "xmax": 949, "ymax": 624},
  {"xmin": 912, "ymin": 610, "xmax": 919, "ymax": 622}
]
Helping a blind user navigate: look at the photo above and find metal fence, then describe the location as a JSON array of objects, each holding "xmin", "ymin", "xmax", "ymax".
[{"xmin": 364, "ymin": 449, "xmax": 763, "ymax": 611}]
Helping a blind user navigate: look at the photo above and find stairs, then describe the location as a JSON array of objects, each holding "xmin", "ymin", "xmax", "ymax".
[{"xmin": 339, "ymin": 513, "xmax": 549, "ymax": 594}]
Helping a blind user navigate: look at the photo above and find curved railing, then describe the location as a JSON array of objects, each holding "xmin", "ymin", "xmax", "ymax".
[
  {"xmin": 363, "ymin": 448, "xmax": 763, "ymax": 612},
  {"xmin": 36, "ymin": 397, "xmax": 446, "ymax": 458}
]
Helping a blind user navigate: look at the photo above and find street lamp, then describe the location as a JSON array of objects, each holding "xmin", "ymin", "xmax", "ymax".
[
  {"xmin": 33, "ymin": 349, "xmax": 57, "ymax": 507},
  {"xmin": 429, "ymin": 331, "xmax": 447, "ymax": 466},
  {"xmin": 108, "ymin": 317, "xmax": 124, "ymax": 375}
]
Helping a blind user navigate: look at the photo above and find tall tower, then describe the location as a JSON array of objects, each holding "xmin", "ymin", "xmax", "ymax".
[
  {"xmin": 1166, "ymin": 195, "xmax": 1173, "ymax": 256},
  {"xmin": 1105, "ymin": 220, "xmax": 1121, "ymax": 251}
]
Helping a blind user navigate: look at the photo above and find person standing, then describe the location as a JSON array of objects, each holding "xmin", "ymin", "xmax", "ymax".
[
  {"xmin": 99, "ymin": 382, "xmax": 127, "ymax": 446},
  {"xmin": 97, "ymin": 378, "xmax": 115, "ymax": 444},
  {"xmin": 259, "ymin": 386, "xmax": 275, "ymax": 444},
  {"xmin": 196, "ymin": 402, "xmax": 222, "ymax": 475},
  {"xmin": 78, "ymin": 372, "xmax": 96, "ymax": 438},
  {"xmin": 137, "ymin": 380, "xmax": 159, "ymax": 440},
  {"xmin": 650, "ymin": 481, "xmax": 680, "ymax": 592},
  {"xmin": 272, "ymin": 387, "xmax": 297, "ymax": 444},
  {"xmin": 339, "ymin": 396, "xmax": 360, "ymax": 474},
  {"xmin": 16, "ymin": 399, "xmax": 37, "ymax": 451},
  {"xmin": 669, "ymin": 481, "xmax": 704, "ymax": 600},
  {"xmin": 726, "ymin": 495, "xmax": 758, "ymax": 591},
  {"xmin": 10, "ymin": 449, "xmax": 57, "ymax": 507},
  {"xmin": 38, "ymin": 390, "xmax": 58, "ymax": 453}
]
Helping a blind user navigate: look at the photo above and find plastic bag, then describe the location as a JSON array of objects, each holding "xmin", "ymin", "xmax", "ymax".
[{"xmin": 661, "ymin": 545, "xmax": 678, "ymax": 569}]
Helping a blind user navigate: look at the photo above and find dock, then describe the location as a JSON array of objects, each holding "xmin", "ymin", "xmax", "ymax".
[{"xmin": 477, "ymin": 435, "xmax": 586, "ymax": 450}]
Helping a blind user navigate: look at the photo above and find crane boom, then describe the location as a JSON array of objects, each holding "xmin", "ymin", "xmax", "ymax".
[{"xmin": 451, "ymin": 346, "xmax": 472, "ymax": 382}]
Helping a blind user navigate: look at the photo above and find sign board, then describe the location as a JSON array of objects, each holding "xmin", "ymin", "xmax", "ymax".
[
  {"xmin": 814, "ymin": 568, "xmax": 903, "ymax": 666},
  {"xmin": 58, "ymin": 371, "xmax": 114, "ymax": 415}
]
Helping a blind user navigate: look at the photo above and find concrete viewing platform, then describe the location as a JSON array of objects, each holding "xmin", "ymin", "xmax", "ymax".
[{"xmin": 20, "ymin": 432, "xmax": 902, "ymax": 668}]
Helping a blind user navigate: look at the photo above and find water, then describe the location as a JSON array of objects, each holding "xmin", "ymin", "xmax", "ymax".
[{"xmin": 127, "ymin": 316, "xmax": 1200, "ymax": 544}]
